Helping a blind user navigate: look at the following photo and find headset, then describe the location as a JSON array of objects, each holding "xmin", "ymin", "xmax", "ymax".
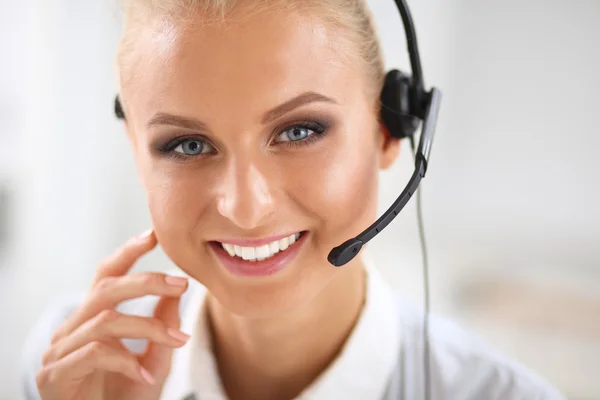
[
  {"xmin": 326, "ymin": 1, "xmax": 441, "ymax": 267},
  {"xmin": 114, "ymin": 1, "xmax": 440, "ymax": 398}
]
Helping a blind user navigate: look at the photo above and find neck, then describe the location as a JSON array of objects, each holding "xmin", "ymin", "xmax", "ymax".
[{"xmin": 206, "ymin": 260, "xmax": 367, "ymax": 400}]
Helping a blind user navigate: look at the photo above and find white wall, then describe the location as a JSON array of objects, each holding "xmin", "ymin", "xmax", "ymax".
[{"xmin": 1, "ymin": 1, "xmax": 598, "ymax": 399}]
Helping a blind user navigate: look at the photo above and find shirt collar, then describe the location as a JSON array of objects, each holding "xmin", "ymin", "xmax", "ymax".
[{"xmin": 163, "ymin": 257, "xmax": 401, "ymax": 400}]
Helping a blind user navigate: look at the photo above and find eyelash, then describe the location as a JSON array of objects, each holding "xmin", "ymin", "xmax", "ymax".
[{"xmin": 157, "ymin": 120, "xmax": 329, "ymax": 161}]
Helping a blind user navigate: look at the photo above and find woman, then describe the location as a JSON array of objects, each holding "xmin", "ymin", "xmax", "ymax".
[{"xmin": 22, "ymin": 0, "xmax": 565, "ymax": 399}]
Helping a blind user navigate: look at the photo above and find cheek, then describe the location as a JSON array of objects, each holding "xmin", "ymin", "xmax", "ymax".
[
  {"xmin": 293, "ymin": 127, "xmax": 380, "ymax": 244},
  {"xmin": 147, "ymin": 183, "xmax": 195, "ymax": 232},
  {"xmin": 321, "ymin": 151, "xmax": 379, "ymax": 235},
  {"xmin": 144, "ymin": 168, "xmax": 214, "ymax": 256}
]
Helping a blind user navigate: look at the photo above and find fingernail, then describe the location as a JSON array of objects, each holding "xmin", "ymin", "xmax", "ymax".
[
  {"xmin": 167, "ymin": 328, "xmax": 191, "ymax": 342},
  {"xmin": 165, "ymin": 276, "xmax": 188, "ymax": 287},
  {"xmin": 140, "ymin": 367, "xmax": 155, "ymax": 385},
  {"xmin": 138, "ymin": 228, "xmax": 154, "ymax": 240}
]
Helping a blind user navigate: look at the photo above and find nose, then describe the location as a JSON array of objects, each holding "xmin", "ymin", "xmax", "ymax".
[{"xmin": 216, "ymin": 158, "xmax": 276, "ymax": 230}]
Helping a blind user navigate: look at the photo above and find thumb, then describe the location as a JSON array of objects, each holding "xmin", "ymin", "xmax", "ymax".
[{"xmin": 140, "ymin": 294, "xmax": 186, "ymax": 382}]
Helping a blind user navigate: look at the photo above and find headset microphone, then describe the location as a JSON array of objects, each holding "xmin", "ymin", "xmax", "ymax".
[{"xmin": 326, "ymin": 86, "xmax": 440, "ymax": 266}]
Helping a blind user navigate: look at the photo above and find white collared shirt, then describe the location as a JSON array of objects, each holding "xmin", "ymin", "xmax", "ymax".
[
  {"xmin": 21, "ymin": 259, "xmax": 566, "ymax": 400},
  {"xmin": 161, "ymin": 258, "xmax": 401, "ymax": 400}
]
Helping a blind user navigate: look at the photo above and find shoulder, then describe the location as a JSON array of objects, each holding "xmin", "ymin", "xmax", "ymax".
[
  {"xmin": 392, "ymin": 295, "xmax": 566, "ymax": 400},
  {"xmin": 19, "ymin": 269, "xmax": 206, "ymax": 400}
]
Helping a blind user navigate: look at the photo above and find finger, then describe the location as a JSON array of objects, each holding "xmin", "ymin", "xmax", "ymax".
[
  {"xmin": 91, "ymin": 272, "xmax": 189, "ymax": 308},
  {"xmin": 91, "ymin": 228, "xmax": 157, "ymax": 287},
  {"xmin": 141, "ymin": 295, "xmax": 185, "ymax": 381},
  {"xmin": 37, "ymin": 341, "xmax": 153, "ymax": 390},
  {"xmin": 42, "ymin": 338, "xmax": 125, "ymax": 367},
  {"xmin": 45, "ymin": 309, "xmax": 190, "ymax": 364},
  {"xmin": 51, "ymin": 273, "xmax": 188, "ymax": 342}
]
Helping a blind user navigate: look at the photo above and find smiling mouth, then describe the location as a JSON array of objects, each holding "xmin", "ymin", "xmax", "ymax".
[{"xmin": 216, "ymin": 231, "xmax": 306, "ymax": 262}]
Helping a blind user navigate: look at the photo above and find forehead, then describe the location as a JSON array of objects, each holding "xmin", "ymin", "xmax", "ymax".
[{"xmin": 123, "ymin": 8, "xmax": 363, "ymax": 124}]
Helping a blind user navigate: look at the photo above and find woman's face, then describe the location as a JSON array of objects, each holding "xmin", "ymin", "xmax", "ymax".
[{"xmin": 122, "ymin": 7, "xmax": 399, "ymax": 317}]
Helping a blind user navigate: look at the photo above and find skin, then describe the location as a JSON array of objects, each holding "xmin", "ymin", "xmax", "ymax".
[{"xmin": 119, "ymin": 4, "xmax": 401, "ymax": 400}]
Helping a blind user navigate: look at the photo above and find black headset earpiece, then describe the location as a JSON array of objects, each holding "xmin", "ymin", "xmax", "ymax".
[
  {"xmin": 380, "ymin": 69, "xmax": 421, "ymax": 140},
  {"xmin": 114, "ymin": 95, "xmax": 125, "ymax": 120}
]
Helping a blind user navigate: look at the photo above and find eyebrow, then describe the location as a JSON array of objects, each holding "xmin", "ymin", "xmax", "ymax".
[
  {"xmin": 146, "ymin": 113, "xmax": 209, "ymax": 131},
  {"xmin": 146, "ymin": 91, "xmax": 338, "ymax": 130},
  {"xmin": 261, "ymin": 91, "xmax": 338, "ymax": 124}
]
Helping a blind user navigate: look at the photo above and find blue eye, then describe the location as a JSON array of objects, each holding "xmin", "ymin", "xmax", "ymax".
[
  {"xmin": 279, "ymin": 126, "xmax": 312, "ymax": 142},
  {"xmin": 275, "ymin": 122, "xmax": 326, "ymax": 144},
  {"xmin": 173, "ymin": 139, "xmax": 210, "ymax": 156}
]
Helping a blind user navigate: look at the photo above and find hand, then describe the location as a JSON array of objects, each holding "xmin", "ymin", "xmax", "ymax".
[{"xmin": 36, "ymin": 229, "xmax": 190, "ymax": 400}]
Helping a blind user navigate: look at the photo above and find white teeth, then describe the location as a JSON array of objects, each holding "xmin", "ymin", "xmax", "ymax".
[
  {"xmin": 220, "ymin": 232, "xmax": 303, "ymax": 262},
  {"xmin": 255, "ymin": 245, "xmax": 270, "ymax": 259},
  {"xmin": 241, "ymin": 247, "xmax": 255, "ymax": 261},
  {"xmin": 278, "ymin": 237, "xmax": 289, "ymax": 251},
  {"xmin": 223, "ymin": 243, "xmax": 235, "ymax": 257},
  {"xmin": 233, "ymin": 245, "xmax": 242, "ymax": 257}
]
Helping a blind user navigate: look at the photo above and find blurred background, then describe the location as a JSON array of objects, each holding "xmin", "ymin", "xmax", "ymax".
[{"xmin": 1, "ymin": 0, "xmax": 599, "ymax": 399}]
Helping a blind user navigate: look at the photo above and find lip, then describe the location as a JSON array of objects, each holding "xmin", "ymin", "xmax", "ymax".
[
  {"xmin": 212, "ymin": 231, "xmax": 303, "ymax": 247},
  {"xmin": 209, "ymin": 231, "xmax": 308, "ymax": 277}
]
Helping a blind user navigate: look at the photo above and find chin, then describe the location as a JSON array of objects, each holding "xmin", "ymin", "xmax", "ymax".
[{"xmin": 210, "ymin": 280, "xmax": 319, "ymax": 319}]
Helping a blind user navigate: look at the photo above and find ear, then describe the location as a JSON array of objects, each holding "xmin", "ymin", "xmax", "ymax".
[{"xmin": 378, "ymin": 122, "xmax": 401, "ymax": 170}]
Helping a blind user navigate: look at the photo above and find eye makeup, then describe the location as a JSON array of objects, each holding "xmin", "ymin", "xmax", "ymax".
[{"xmin": 149, "ymin": 113, "xmax": 336, "ymax": 162}]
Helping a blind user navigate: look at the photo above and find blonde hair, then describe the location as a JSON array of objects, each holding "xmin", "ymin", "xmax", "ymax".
[{"xmin": 117, "ymin": 0, "xmax": 386, "ymax": 103}]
